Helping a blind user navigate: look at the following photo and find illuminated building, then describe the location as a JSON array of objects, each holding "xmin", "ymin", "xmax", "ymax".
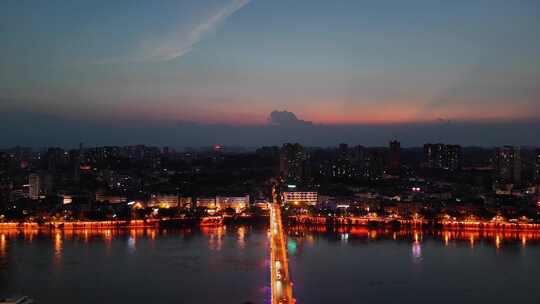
[
  {"xmin": 196, "ymin": 197, "xmax": 217, "ymax": 209},
  {"xmin": 279, "ymin": 143, "xmax": 306, "ymax": 183},
  {"xmin": 254, "ymin": 200, "xmax": 270, "ymax": 210},
  {"xmin": 95, "ymin": 192, "xmax": 127, "ymax": 204},
  {"xmin": 148, "ymin": 194, "xmax": 180, "ymax": 208},
  {"xmin": 364, "ymin": 148, "xmax": 386, "ymax": 179},
  {"xmin": 495, "ymin": 146, "xmax": 521, "ymax": 185},
  {"xmin": 28, "ymin": 173, "xmax": 40, "ymax": 200},
  {"xmin": 195, "ymin": 196, "xmax": 248, "ymax": 213},
  {"xmin": 331, "ymin": 144, "xmax": 352, "ymax": 179},
  {"xmin": 216, "ymin": 195, "xmax": 249, "ymax": 213},
  {"xmin": 349, "ymin": 145, "xmax": 366, "ymax": 178},
  {"xmin": 178, "ymin": 197, "xmax": 193, "ymax": 209},
  {"xmin": 61, "ymin": 194, "xmax": 73, "ymax": 205},
  {"xmin": 424, "ymin": 143, "xmax": 461, "ymax": 171},
  {"xmin": 9, "ymin": 189, "xmax": 27, "ymax": 202},
  {"xmin": 281, "ymin": 191, "xmax": 318, "ymax": 206},
  {"xmin": 147, "ymin": 194, "xmax": 191, "ymax": 209}
]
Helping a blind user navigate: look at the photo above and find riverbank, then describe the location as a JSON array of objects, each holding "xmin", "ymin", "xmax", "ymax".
[
  {"xmin": 287, "ymin": 215, "xmax": 540, "ymax": 230},
  {"xmin": 0, "ymin": 215, "xmax": 269, "ymax": 230}
]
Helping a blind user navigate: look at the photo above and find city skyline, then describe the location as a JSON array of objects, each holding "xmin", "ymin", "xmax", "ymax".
[
  {"xmin": 1, "ymin": 0, "xmax": 540, "ymax": 147},
  {"xmin": 3, "ymin": 2, "xmax": 540, "ymax": 303}
]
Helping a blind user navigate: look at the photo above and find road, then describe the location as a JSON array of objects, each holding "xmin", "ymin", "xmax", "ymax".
[{"xmin": 270, "ymin": 203, "xmax": 295, "ymax": 304}]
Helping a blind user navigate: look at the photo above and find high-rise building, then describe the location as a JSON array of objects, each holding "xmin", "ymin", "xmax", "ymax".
[
  {"xmin": 46, "ymin": 147, "xmax": 66, "ymax": 172},
  {"xmin": 71, "ymin": 145, "xmax": 82, "ymax": 182},
  {"xmin": 279, "ymin": 143, "xmax": 306, "ymax": 183},
  {"xmin": 42, "ymin": 172, "xmax": 54, "ymax": 195},
  {"xmin": 389, "ymin": 140, "xmax": 401, "ymax": 175},
  {"xmin": 331, "ymin": 144, "xmax": 352, "ymax": 178},
  {"xmin": 495, "ymin": 146, "xmax": 521, "ymax": 185},
  {"xmin": 535, "ymin": 149, "xmax": 540, "ymax": 182},
  {"xmin": 365, "ymin": 148, "xmax": 386, "ymax": 179},
  {"xmin": 349, "ymin": 145, "xmax": 366, "ymax": 178},
  {"xmin": 424, "ymin": 143, "xmax": 461, "ymax": 171},
  {"xmin": 28, "ymin": 173, "xmax": 40, "ymax": 200}
]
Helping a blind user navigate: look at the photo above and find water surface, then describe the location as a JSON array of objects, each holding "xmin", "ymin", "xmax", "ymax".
[
  {"xmin": 1, "ymin": 226, "xmax": 539, "ymax": 304},
  {"xmin": 0, "ymin": 226, "xmax": 269, "ymax": 304},
  {"xmin": 288, "ymin": 227, "xmax": 540, "ymax": 304}
]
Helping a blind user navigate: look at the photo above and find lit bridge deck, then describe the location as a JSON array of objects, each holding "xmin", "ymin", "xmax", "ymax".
[{"xmin": 270, "ymin": 203, "xmax": 295, "ymax": 304}]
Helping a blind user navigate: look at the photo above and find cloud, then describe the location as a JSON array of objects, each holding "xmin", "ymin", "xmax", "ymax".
[
  {"xmin": 89, "ymin": 0, "xmax": 250, "ymax": 65},
  {"xmin": 268, "ymin": 110, "xmax": 313, "ymax": 126},
  {"xmin": 145, "ymin": 0, "xmax": 250, "ymax": 62}
]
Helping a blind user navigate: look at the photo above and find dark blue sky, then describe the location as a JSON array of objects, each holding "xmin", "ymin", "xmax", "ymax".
[{"xmin": 1, "ymin": 0, "xmax": 539, "ymax": 147}]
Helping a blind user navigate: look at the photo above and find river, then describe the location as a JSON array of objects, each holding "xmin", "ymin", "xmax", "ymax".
[{"xmin": 1, "ymin": 226, "xmax": 539, "ymax": 303}]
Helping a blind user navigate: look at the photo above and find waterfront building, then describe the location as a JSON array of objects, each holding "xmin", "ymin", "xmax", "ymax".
[
  {"xmin": 196, "ymin": 197, "xmax": 217, "ymax": 209},
  {"xmin": 195, "ymin": 196, "xmax": 247, "ymax": 213},
  {"xmin": 253, "ymin": 200, "xmax": 270, "ymax": 210},
  {"xmin": 148, "ymin": 193, "xmax": 180, "ymax": 208},
  {"xmin": 178, "ymin": 197, "xmax": 193, "ymax": 209},
  {"xmin": 216, "ymin": 195, "xmax": 249, "ymax": 213},
  {"xmin": 281, "ymin": 190, "xmax": 318, "ymax": 206}
]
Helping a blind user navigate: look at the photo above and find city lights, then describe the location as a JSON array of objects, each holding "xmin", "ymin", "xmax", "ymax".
[{"xmin": 1, "ymin": 1, "xmax": 540, "ymax": 302}]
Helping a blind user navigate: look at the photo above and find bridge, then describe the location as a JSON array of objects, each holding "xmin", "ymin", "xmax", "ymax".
[{"xmin": 270, "ymin": 203, "xmax": 295, "ymax": 304}]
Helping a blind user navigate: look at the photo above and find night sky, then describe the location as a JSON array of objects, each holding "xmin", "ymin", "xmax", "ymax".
[{"xmin": 1, "ymin": 0, "xmax": 539, "ymax": 147}]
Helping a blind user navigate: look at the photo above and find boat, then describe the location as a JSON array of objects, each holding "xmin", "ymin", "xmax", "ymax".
[{"xmin": 200, "ymin": 216, "xmax": 223, "ymax": 226}]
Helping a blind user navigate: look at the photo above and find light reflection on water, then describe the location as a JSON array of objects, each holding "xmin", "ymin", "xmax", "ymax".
[
  {"xmin": 412, "ymin": 240, "xmax": 422, "ymax": 263},
  {"xmin": 237, "ymin": 226, "xmax": 246, "ymax": 250},
  {"xmin": 54, "ymin": 232, "xmax": 62, "ymax": 263},
  {"xmin": 286, "ymin": 225, "xmax": 540, "ymax": 250},
  {"xmin": 0, "ymin": 225, "xmax": 270, "ymax": 304},
  {"xmin": 2, "ymin": 226, "xmax": 540, "ymax": 303},
  {"xmin": 203, "ymin": 225, "xmax": 225, "ymax": 251},
  {"xmin": 0, "ymin": 233, "xmax": 6, "ymax": 261},
  {"xmin": 285, "ymin": 225, "xmax": 540, "ymax": 304},
  {"xmin": 3, "ymin": 225, "xmax": 533, "ymax": 262},
  {"xmin": 0, "ymin": 226, "xmax": 267, "ymax": 260}
]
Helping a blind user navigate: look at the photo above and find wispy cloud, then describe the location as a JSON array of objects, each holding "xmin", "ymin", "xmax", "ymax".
[
  {"xmin": 90, "ymin": 0, "xmax": 250, "ymax": 65},
  {"xmin": 145, "ymin": 0, "xmax": 250, "ymax": 62}
]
